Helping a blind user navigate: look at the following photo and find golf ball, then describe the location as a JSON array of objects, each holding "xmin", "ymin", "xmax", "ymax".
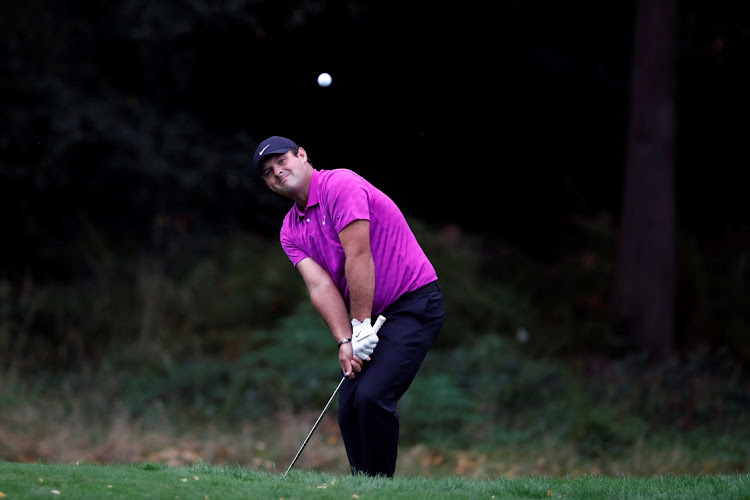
[{"xmin": 317, "ymin": 72, "xmax": 332, "ymax": 87}]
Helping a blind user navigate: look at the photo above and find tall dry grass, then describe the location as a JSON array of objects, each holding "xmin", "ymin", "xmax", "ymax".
[{"xmin": 2, "ymin": 393, "xmax": 746, "ymax": 478}]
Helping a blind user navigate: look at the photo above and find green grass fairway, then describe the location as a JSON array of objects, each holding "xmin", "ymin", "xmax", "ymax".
[{"xmin": 0, "ymin": 461, "xmax": 748, "ymax": 500}]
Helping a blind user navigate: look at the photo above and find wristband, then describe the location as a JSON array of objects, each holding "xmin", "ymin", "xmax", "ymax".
[{"xmin": 337, "ymin": 338, "xmax": 352, "ymax": 349}]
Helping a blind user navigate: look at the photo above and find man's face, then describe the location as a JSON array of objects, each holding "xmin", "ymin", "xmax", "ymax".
[{"xmin": 260, "ymin": 148, "xmax": 310, "ymax": 198}]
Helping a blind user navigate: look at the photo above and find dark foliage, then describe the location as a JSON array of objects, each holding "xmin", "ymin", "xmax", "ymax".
[{"xmin": 1, "ymin": 0, "xmax": 749, "ymax": 369}]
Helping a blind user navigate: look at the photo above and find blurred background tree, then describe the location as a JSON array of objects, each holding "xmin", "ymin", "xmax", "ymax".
[{"xmin": 615, "ymin": 0, "xmax": 677, "ymax": 361}]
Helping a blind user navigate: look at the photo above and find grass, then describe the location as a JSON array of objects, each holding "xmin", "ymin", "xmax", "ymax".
[{"xmin": 1, "ymin": 461, "xmax": 748, "ymax": 500}]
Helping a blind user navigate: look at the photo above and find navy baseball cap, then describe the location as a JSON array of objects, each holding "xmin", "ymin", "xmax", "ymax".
[{"xmin": 253, "ymin": 136, "xmax": 298, "ymax": 173}]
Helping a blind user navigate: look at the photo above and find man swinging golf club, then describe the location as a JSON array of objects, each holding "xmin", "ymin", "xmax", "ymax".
[{"xmin": 255, "ymin": 136, "xmax": 445, "ymax": 478}]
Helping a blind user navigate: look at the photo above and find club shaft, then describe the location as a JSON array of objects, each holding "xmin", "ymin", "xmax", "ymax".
[{"xmin": 284, "ymin": 375, "xmax": 346, "ymax": 476}]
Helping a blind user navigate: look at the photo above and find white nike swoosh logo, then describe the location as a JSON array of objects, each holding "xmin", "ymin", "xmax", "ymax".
[{"xmin": 259, "ymin": 144, "xmax": 270, "ymax": 155}]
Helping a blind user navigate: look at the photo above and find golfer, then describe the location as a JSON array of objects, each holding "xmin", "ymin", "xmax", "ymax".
[{"xmin": 254, "ymin": 136, "xmax": 445, "ymax": 478}]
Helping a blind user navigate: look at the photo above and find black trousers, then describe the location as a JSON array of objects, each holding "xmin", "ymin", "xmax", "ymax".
[{"xmin": 337, "ymin": 281, "xmax": 445, "ymax": 477}]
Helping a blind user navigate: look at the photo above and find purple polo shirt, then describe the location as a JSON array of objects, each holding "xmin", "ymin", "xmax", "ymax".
[{"xmin": 280, "ymin": 168, "xmax": 437, "ymax": 315}]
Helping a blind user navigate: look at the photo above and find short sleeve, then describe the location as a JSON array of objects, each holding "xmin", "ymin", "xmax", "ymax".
[
  {"xmin": 281, "ymin": 227, "xmax": 307, "ymax": 267},
  {"xmin": 322, "ymin": 170, "xmax": 371, "ymax": 234}
]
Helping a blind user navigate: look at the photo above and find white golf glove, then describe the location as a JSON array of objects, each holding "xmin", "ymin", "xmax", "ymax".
[{"xmin": 351, "ymin": 316, "xmax": 385, "ymax": 360}]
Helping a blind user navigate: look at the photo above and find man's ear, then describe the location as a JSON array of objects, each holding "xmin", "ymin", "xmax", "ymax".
[{"xmin": 297, "ymin": 147, "xmax": 308, "ymax": 161}]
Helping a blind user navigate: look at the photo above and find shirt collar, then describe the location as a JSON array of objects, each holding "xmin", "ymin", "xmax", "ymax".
[{"xmin": 292, "ymin": 169, "xmax": 320, "ymax": 219}]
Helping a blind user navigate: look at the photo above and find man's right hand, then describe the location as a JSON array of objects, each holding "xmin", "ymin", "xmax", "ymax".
[{"xmin": 339, "ymin": 341, "xmax": 359, "ymax": 379}]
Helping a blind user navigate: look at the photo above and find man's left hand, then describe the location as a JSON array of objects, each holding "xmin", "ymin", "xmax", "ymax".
[{"xmin": 351, "ymin": 317, "xmax": 379, "ymax": 361}]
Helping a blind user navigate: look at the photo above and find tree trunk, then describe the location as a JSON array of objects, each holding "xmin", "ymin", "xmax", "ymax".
[{"xmin": 614, "ymin": 0, "xmax": 677, "ymax": 361}]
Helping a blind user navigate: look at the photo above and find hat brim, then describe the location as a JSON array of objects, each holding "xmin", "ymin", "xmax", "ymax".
[{"xmin": 255, "ymin": 147, "xmax": 292, "ymax": 170}]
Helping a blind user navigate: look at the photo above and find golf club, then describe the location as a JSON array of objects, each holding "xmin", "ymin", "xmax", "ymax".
[
  {"xmin": 283, "ymin": 374, "xmax": 346, "ymax": 477},
  {"xmin": 283, "ymin": 315, "xmax": 386, "ymax": 477}
]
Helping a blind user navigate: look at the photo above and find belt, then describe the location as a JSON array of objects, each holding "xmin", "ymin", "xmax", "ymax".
[{"xmin": 395, "ymin": 280, "xmax": 440, "ymax": 304}]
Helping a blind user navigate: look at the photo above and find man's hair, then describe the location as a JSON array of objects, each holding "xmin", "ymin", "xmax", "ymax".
[{"xmin": 290, "ymin": 146, "xmax": 314, "ymax": 167}]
